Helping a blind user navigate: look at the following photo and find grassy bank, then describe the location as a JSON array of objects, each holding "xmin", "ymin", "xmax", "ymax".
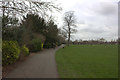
[{"xmin": 56, "ymin": 45, "xmax": 118, "ymax": 78}]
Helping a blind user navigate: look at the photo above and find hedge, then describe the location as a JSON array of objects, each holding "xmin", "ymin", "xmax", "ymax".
[
  {"xmin": 27, "ymin": 39, "xmax": 42, "ymax": 52},
  {"xmin": 21, "ymin": 45, "xmax": 29, "ymax": 57},
  {"xmin": 43, "ymin": 42, "xmax": 56, "ymax": 48},
  {"xmin": 2, "ymin": 41, "xmax": 20, "ymax": 66}
]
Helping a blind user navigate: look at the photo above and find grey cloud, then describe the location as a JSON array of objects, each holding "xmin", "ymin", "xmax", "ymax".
[
  {"xmin": 93, "ymin": 2, "xmax": 117, "ymax": 16},
  {"xmin": 78, "ymin": 20, "xmax": 85, "ymax": 24},
  {"xmin": 79, "ymin": 24, "xmax": 107, "ymax": 34}
]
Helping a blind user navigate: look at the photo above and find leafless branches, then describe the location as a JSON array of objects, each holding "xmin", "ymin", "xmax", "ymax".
[
  {"xmin": 0, "ymin": 0, "xmax": 62, "ymax": 19},
  {"xmin": 62, "ymin": 11, "xmax": 77, "ymax": 45}
]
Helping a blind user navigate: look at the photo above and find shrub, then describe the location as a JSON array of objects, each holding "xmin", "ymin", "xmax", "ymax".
[
  {"xmin": 0, "ymin": 39, "xmax": 2, "ymax": 52},
  {"xmin": 27, "ymin": 39, "xmax": 42, "ymax": 52},
  {"xmin": 43, "ymin": 42, "xmax": 51, "ymax": 48},
  {"xmin": 41, "ymin": 43, "xmax": 43, "ymax": 50},
  {"xmin": 43, "ymin": 42, "xmax": 56, "ymax": 48},
  {"xmin": 57, "ymin": 42, "xmax": 61, "ymax": 46},
  {"xmin": 21, "ymin": 45, "xmax": 29, "ymax": 57},
  {"xmin": 2, "ymin": 41, "xmax": 20, "ymax": 66}
]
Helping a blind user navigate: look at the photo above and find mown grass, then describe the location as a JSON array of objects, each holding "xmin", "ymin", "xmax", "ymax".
[{"xmin": 56, "ymin": 45, "xmax": 118, "ymax": 78}]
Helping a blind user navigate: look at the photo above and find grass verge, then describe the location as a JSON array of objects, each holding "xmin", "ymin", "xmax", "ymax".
[{"xmin": 56, "ymin": 45, "xmax": 118, "ymax": 78}]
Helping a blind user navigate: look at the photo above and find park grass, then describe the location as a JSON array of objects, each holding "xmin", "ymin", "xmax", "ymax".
[{"xmin": 56, "ymin": 45, "xmax": 118, "ymax": 78}]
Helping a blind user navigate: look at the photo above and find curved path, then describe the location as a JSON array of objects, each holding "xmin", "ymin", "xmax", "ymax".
[{"xmin": 6, "ymin": 45, "xmax": 64, "ymax": 78}]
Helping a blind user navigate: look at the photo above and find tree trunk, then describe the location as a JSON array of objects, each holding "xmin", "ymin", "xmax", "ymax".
[
  {"xmin": 68, "ymin": 25, "xmax": 70, "ymax": 46},
  {"xmin": 2, "ymin": 6, "xmax": 5, "ymax": 28},
  {"xmin": 68, "ymin": 33, "xmax": 70, "ymax": 46}
]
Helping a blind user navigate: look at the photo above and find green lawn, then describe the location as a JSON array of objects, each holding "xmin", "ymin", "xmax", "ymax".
[{"xmin": 56, "ymin": 45, "xmax": 118, "ymax": 78}]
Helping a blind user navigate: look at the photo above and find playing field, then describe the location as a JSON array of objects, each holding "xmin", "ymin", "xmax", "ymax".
[{"xmin": 56, "ymin": 45, "xmax": 118, "ymax": 78}]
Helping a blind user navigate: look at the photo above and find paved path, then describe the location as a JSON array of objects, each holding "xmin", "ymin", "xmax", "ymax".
[{"xmin": 6, "ymin": 45, "xmax": 64, "ymax": 78}]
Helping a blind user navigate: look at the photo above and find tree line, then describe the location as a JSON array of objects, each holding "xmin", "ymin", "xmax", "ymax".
[{"xmin": 72, "ymin": 38, "xmax": 118, "ymax": 45}]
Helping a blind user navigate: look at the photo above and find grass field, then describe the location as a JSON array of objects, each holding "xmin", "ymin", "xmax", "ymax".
[{"xmin": 56, "ymin": 45, "xmax": 118, "ymax": 78}]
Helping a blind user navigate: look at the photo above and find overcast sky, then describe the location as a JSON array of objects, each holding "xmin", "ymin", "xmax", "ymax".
[
  {"xmin": 1, "ymin": 0, "xmax": 119, "ymax": 41},
  {"xmin": 52, "ymin": 0, "xmax": 119, "ymax": 41}
]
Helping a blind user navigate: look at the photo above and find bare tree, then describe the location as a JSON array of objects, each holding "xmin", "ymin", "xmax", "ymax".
[
  {"xmin": 0, "ymin": 0, "xmax": 62, "ymax": 27},
  {"xmin": 62, "ymin": 11, "xmax": 77, "ymax": 46}
]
